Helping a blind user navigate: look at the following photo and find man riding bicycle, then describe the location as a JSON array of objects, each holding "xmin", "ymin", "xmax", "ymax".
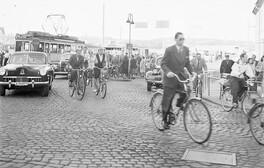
[
  {"xmin": 161, "ymin": 32, "xmax": 196, "ymax": 129},
  {"xmin": 230, "ymin": 53, "xmax": 255, "ymax": 108},
  {"xmin": 93, "ymin": 48, "xmax": 106, "ymax": 93},
  {"xmin": 68, "ymin": 48, "xmax": 85, "ymax": 87},
  {"xmin": 190, "ymin": 53, "xmax": 207, "ymax": 94}
]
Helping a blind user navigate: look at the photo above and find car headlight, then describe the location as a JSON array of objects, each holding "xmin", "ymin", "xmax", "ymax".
[
  {"xmin": 0, "ymin": 67, "xmax": 5, "ymax": 75},
  {"xmin": 39, "ymin": 68, "xmax": 47, "ymax": 76}
]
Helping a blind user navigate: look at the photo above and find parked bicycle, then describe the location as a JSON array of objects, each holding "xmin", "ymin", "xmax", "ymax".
[
  {"xmin": 150, "ymin": 73, "xmax": 212, "ymax": 144},
  {"xmin": 248, "ymin": 103, "xmax": 264, "ymax": 145},
  {"xmin": 221, "ymin": 74, "xmax": 261, "ymax": 115},
  {"xmin": 94, "ymin": 66, "xmax": 107, "ymax": 99},
  {"xmin": 68, "ymin": 69, "xmax": 86, "ymax": 100}
]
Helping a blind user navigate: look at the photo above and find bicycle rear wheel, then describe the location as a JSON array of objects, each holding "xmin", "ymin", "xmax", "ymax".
[
  {"xmin": 249, "ymin": 103, "xmax": 264, "ymax": 145},
  {"xmin": 150, "ymin": 91, "xmax": 164, "ymax": 131},
  {"xmin": 221, "ymin": 87, "xmax": 234, "ymax": 112},
  {"xmin": 100, "ymin": 82, "xmax": 107, "ymax": 99},
  {"xmin": 242, "ymin": 92, "xmax": 261, "ymax": 116},
  {"xmin": 76, "ymin": 77, "xmax": 86, "ymax": 100},
  {"xmin": 184, "ymin": 98, "xmax": 212, "ymax": 144}
]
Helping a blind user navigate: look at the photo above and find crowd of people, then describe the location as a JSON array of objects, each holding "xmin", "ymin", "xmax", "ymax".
[{"xmin": 0, "ymin": 50, "xmax": 11, "ymax": 67}]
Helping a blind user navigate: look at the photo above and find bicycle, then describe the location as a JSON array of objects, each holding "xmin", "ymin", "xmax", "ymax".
[
  {"xmin": 248, "ymin": 103, "xmax": 264, "ymax": 145},
  {"xmin": 193, "ymin": 73, "xmax": 206, "ymax": 98},
  {"xmin": 94, "ymin": 66, "xmax": 107, "ymax": 99},
  {"xmin": 221, "ymin": 75, "xmax": 261, "ymax": 115},
  {"xmin": 150, "ymin": 73, "xmax": 212, "ymax": 144},
  {"xmin": 86, "ymin": 68, "xmax": 93, "ymax": 88},
  {"xmin": 68, "ymin": 68, "xmax": 86, "ymax": 100}
]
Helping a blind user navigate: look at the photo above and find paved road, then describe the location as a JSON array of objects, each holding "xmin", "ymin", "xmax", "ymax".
[{"xmin": 0, "ymin": 77, "xmax": 263, "ymax": 168}]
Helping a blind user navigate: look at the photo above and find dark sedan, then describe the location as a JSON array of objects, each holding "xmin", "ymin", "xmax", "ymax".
[
  {"xmin": 52, "ymin": 53, "xmax": 72, "ymax": 78},
  {"xmin": 0, "ymin": 52, "xmax": 54, "ymax": 96}
]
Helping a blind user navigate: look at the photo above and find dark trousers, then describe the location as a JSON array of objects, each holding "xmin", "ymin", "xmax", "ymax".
[
  {"xmin": 162, "ymin": 86, "xmax": 186, "ymax": 122},
  {"xmin": 230, "ymin": 77, "xmax": 247, "ymax": 103}
]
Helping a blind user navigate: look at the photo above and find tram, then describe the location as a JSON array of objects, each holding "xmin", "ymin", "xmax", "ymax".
[{"xmin": 15, "ymin": 31, "xmax": 85, "ymax": 61}]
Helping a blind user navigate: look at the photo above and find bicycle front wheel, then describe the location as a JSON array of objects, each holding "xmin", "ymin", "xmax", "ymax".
[
  {"xmin": 242, "ymin": 92, "xmax": 261, "ymax": 116},
  {"xmin": 68, "ymin": 83, "xmax": 75, "ymax": 97},
  {"xmin": 150, "ymin": 91, "xmax": 164, "ymax": 131},
  {"xmin": 249, "ymin": 103, "xmax": 264, "ymax": 145},
  {"xmin": 221, "ymin": 87, "xmax": 234, "ymax": 112},
  {"xmin": 184, "ymin": 98, "xmax": 212, "ymax": 144},
  {"xmin": 76, "ymin": 77, "xmax": 86, "ymax": 100},
  {"xmin": 100, "ymin": 82, "xmax": 107, "ymax": 99}
]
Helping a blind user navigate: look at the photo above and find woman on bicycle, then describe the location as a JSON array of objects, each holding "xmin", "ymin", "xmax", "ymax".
[
  {"xmin": 256, "ymin": 55, "xmax": 264, "ymax": 97},
  {"xmin": 230, "ymin": 53, "xmax": 255, "ymax": 108},
  {"xmin": 93, "ymin": 48, "xmax": 106, "ymax": 93}
]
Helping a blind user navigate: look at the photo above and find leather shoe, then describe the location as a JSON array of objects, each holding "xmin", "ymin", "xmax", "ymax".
[{"xmin": 164, "ymin": 122, "xmax": 170, "ymax": 130}]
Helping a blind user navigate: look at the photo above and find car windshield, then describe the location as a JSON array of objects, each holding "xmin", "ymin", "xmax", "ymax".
[
  {"xmin": 9, "ymin": 53, "xmax": 46, "ymax": 64},
  {"xmin": 60, "ymin": 54, "xmax": 71, "ymax": 61}
]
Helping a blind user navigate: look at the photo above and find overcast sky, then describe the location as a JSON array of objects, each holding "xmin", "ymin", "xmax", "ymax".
[{"xmin": 0, "ymin": 0, "xmax": 257, "ymax": 41}]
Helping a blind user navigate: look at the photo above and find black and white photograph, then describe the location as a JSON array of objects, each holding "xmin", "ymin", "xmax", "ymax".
[{"xmin": 0, "ymin": 0, "xmax": 264, "ymax": 167}]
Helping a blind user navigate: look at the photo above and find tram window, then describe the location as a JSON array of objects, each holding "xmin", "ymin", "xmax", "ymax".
[
  {"xmin": 51, "ymin": 44, "xmax": 57, "ymax": 53},
  {"xmin": 24, "ymin": 42, "xmax": 29, "ymax": 51}
]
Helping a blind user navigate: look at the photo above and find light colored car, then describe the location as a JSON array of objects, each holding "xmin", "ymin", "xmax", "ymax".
[{"xmin": 145, "ymin": 56, "xmax": 163, "ymax": 91}]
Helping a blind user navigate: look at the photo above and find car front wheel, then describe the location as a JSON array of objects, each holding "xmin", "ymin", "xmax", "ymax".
[
  {"xmin": 147, "ymin": 82, "xmax": 152, "ymax": 91},
  {"xmin": 0, "ymin": 85, "xmax": 5, "ymax": 96},
  {"xmin": 42, "ymin": 85, "xmax": 49, "ymax": 97}
]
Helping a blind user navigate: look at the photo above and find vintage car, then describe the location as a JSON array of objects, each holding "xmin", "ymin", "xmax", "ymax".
[
  {"xmin": 52, "ymin": 53, "xmax": 72, "ymax": 78},
  {"xmin": 0, "ymin": 52, "xmax": 54, "ymax": 96},
  {"xmin": 145, "ymin": 56, "xmax": 163, "ymax": 91}
]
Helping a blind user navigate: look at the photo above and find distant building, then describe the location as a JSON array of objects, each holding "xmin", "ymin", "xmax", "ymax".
[{"xmin": 253, "ymin": 0, "xmax": 264, "ymax": 58}]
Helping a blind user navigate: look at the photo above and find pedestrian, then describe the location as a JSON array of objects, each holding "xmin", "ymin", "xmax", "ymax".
[
  {"xmin": 252, "ymin": 54, "xmax": 259, "ymax": 76},
  {"xmin": 0, "ymin": 51, "xmax": 4, "ymax": 66},
  {"xmin": 161, "ymin": 32, "xmax": 195, "ymax": 129},
  {"xmin": 256, "ymin": 55, "xmax": 264, "ymax": 97},
  {"xmin": 3, "ymin": 50, "xmax": 10, "ymax": 66},
  {"xmin": 220, "ymin": 55, "xmax": 234, "ymax": 76},
  {"xmin": 248, "ymin": 58, "xmax": 256, "ymax": 75},
  {"xmin": 140, "ymin": 56, "xmax": 146, "ymax": 77},
  {"xmin": 120, "ymin": 55, "xmax": 129, "ymax": 79},
  {"xmin": 130, "ymin": 55, "xmax": 137, "ymax": 79},
  {"xmin": 83, "ymin": 47, "xmax": 89, "ymax": 69}
]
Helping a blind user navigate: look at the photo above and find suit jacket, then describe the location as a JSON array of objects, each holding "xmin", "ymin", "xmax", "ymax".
[
  {"xmin": 220, "ymin": 59, "xmax": 234, "ymax": 74},
  {"xmin": 161, "ymin": 45, "xmax": 193, "ymax": 88},
  {"xmin": 190, "ymin": 58, "xmax": 207, "ymax": 74},
  {"xmin": 68, "ymin": 54, "xmax": 84, "ymax": 69}
]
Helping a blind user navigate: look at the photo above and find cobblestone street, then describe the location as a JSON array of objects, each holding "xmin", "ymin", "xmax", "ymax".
[{"xmin": 0, "ymin": 77, "xmax": 264, "ymax": 168}]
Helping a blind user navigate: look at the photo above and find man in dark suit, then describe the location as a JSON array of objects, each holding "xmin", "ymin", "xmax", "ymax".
[
  {"xmin": 161, "ymin": 32, "xmax": 195, "ymax": 129},
  {"xmin": 220, "ymin": 55, "xmax": 234, "ymax": 75},
  {"xmin": 68, "ymin": 48, "xmax": 84, "ymax": 86}
]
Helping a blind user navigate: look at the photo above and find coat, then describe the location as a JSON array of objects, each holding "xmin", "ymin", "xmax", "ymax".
[
  {"xmin": 161, "ymin": 45, "xmax": 193, "ymax": 89},
  {"xmin": 190, "ymin": 58, "xmax": 207, "ymax": 74},
  {"xmin": 68, "ymin": 54, "xmax": 84, "ymax": 69},
  {"xmin": 220, "ymin": 59, "xmax": 234, "ymax": 74}
]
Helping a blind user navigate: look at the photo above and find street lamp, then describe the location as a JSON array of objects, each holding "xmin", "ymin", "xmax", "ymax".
[{"xmin": 126, "ymin": 13, "xmax": 134, "ymax": 57}]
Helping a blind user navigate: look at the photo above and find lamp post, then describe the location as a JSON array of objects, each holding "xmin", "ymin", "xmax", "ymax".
[{"xmin": 126, "ymin": 13, "xmax": 134, "ymax": 57}]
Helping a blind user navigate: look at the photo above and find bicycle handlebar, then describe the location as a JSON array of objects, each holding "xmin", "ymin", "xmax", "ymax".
[{"xmin": 172, "ymin": 73, "xmax": 197, "ymax": 83}]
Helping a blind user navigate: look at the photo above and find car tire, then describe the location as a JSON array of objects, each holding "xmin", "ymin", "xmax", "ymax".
[
  {"xmin": 147, "ymin": 82, "xmax": 152, "ymax": 91},
  {"xmin": 42, "ymin": 85, "xmax": 49, "ymax": 97},
  {"xmin": 0, "ymin": 86, "xmax": 5, "ymax": 96}
]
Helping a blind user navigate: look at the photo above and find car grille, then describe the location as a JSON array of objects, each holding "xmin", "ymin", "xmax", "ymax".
[{"xmin": 3, "ymin": 77, "xmax": 41, "ymax": 82}]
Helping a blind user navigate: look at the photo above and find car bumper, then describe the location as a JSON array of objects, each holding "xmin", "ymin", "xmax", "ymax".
[
  {"xmin": 54, "ymin": 71, "xmax": 68, "ymax": 75},
  {"xmin": 0, "ymin": 81, "xmax": 49, "ymax": 89},
  {"xmin": 145, "ymin": 79, "xmax": 162, "ymax": 85}
]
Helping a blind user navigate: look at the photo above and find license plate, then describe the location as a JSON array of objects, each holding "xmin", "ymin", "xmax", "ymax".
[{"xmin": 15, "ymin": 82, "xmax": 28, "ymax": 86}]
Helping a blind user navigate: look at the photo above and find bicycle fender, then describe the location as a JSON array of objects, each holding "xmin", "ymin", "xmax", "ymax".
[
  {"xmin": 190, "ymin": 97, "xmax": 202, "ymax": 101},
  {"xmin": 149, "ymin": 89, "xmax": 164, "ymax": 107}
]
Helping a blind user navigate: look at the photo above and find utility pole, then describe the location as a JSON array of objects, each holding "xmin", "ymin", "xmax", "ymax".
[{"xmin": 103, "ymin": 3, "xmax": 105, "ymax": 46}]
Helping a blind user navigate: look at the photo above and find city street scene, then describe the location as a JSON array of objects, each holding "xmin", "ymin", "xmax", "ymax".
[{"xmin": 0, "ymin": 0, "xmax": 264, "ymax": 167}]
